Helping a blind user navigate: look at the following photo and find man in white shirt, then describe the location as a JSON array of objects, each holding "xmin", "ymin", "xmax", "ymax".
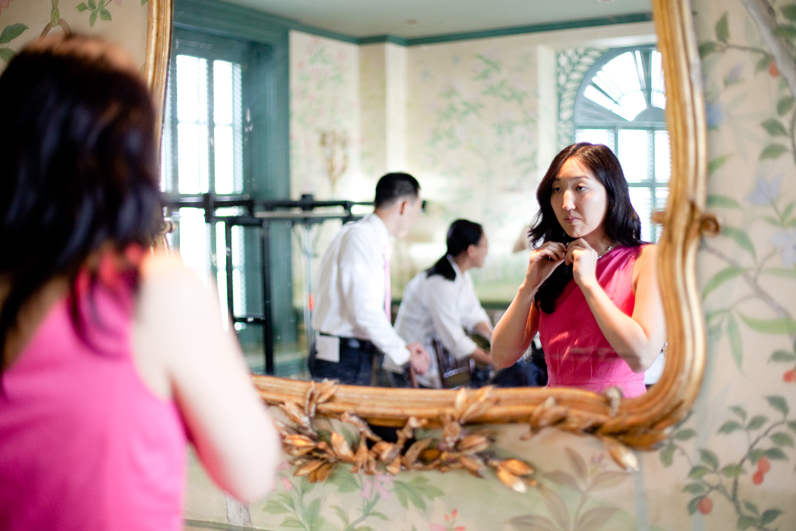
[{"xmin": 310, "ymin": 173, "xmax": 430, "ymax": 386}]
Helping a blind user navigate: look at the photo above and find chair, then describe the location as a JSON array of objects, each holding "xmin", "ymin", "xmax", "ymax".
[{"xmin": 432, "ymin": 339, "xmax": 474, "ymax": 389}]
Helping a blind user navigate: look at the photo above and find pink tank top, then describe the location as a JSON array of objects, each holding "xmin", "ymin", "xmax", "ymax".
[
  {"xmin": 538, "ymin": 245, "xmax": 646, "ymax": 397},
  {"xmin": 0, "ymin": 267, "xmax": 188, "ymax": 531}
]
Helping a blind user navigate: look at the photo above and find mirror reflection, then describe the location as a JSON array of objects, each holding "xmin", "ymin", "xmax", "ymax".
[{"xmin": 160, "ymin": 0, "xmax": 667, "ymax": 394}]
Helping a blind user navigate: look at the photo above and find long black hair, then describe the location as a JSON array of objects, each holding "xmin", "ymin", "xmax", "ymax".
[
  {"xmin": 529, "ymin": 143, "xmax": 642, "ymax": 313},
  {"xmin": 426, "ymin": 219, "xmax": 484, "ymax": 281},
  {"xmin": 0, "ymin": 35, "xmax": 161, "ymax": 375}
]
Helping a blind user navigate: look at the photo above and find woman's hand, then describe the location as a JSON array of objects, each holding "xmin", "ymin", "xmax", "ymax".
[
  {"xmin": 565, "ymin": 239, "xmax": 599, "ymax": 289},
  {"xmin": 524, "ymin": 241, "xmax": 566, "ymax": 290}
]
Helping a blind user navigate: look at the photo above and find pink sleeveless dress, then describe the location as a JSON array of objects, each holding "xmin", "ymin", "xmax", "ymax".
[
  {"xmin": 537, "ymin": 245, "xmax": 647, "ymax": 397},
  {"xmin": 0, "ymin": 266, "xmax": 188, "ymax": 531}
]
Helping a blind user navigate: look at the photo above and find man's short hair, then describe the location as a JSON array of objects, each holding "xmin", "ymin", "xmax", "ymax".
[{"xmin": 374, "ymin": 172, "xmax": 420, "ymax": 209}]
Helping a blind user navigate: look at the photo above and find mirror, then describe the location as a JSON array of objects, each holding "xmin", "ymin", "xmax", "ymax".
[{"xmin": 151, "ymin": 0, "xmax": 708, "ymax": 449}]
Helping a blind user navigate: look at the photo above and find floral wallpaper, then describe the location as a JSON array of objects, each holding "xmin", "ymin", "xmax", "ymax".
[
  {"xmin": 403, "ymin": 36, "xmax": 540, "ymax": 301},
  {"xmin": 289, "ymin": 32, "xmax": 361, "ymax": 201},
  {"xmin": 288, "ymin": 32, "xmax": 367, "ymax": 313},
  {"xmin": 185, "ymin": 2, "xmax": 796, "ymax": 529},
  {"xmin": 0, "ymin": 0, "xmax": 149, "ymax": 73}
]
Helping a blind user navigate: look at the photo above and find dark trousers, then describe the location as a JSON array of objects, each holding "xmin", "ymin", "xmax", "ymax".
[{"xmin": 308, "ymin": 336, "xmax": 376, "ymax": 386}]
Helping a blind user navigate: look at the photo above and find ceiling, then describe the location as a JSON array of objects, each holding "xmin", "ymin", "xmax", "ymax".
[{"xmin": 215, "ymin": 0, "xmax": 653, "ymax": 39}]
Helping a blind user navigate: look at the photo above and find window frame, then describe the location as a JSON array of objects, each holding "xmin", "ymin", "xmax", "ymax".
[
  {"xmin": 573, "ymin": 45, "xmax": 668, "ymax": 242},
  {"xmin": 166, "ymin": 0, "xmax": 295, "ymax": 370}
]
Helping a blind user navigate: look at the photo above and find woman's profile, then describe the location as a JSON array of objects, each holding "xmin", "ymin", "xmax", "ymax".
[
  {"xmin": 386, "ymin": 219, "xmax": 493, "ymax": 388},
  {"xmin": 492, "ymin": 143, "xmax": 665, "ymax": 397},
  {"xmin": 0, "ymin": 35, "xmax": 280, "ymax": 530}
]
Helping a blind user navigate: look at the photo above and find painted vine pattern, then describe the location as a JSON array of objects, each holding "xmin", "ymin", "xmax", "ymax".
[
  {"xmin": 265, "ymin": 466, "xmax": 444, "ymax": 531},
  {"xmin": 661, "ymin": 396, "xmax": 794, "ymax": 530}
]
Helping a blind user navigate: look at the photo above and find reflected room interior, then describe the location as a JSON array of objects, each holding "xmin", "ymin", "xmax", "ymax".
[{"xmin": 159, "ymin": 0, "xmax": 668, "ymax": 391}]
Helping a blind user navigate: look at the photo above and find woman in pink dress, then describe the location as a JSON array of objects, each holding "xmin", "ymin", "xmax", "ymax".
[
  {"xmin": 0, "ymin": 35, "xmax": 280, "ymax": 530},
  {"xmin": 492, "ymin": 143, "xmax": 665, "ymax": 397}
]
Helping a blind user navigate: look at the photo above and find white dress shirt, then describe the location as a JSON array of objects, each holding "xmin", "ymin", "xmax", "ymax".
[
  {"xmin": 312, "ymin": 214, "xmax": 409, "ymax": 366},
  {"xmin": 387, "ymin": 257, "xmax": 490, "ymax": 388}
]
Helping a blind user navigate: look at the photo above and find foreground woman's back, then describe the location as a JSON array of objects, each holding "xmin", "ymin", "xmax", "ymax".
[
  {"xmin": 0, "ymin": 35, "xmax": 280, "ymax": 530},
  {"xmin": 0, "ymin": 263, "xmax": 187, "ymax": 531}
]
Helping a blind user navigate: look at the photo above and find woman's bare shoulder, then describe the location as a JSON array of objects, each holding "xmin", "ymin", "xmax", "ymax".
[
  {"xmin": 632, "ymin": 244, "xmax": 659, "ymax": 286},
  {"xmin": 140, "ymin": 252, "xmax": 204, "ymax": 290},
  {"xmin": 637, "ymin": 243, "xmax": 658, "ymax": 262}
]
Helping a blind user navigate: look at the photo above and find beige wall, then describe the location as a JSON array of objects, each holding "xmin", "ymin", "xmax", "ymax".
[{"xmin": 0, "ymin": 1, "xmax": 148, "ymax": 73}]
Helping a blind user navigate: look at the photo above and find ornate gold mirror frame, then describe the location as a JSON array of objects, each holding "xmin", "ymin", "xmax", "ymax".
[
  {"xmin": 144, "ymin": 0, "xmax": 172, "ymax": 126},
  {"xmin": 148, "ymin": 0, "xmax": 708, "ymax": 482}
]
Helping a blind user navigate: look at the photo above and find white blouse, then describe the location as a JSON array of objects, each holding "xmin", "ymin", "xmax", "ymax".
[{"xmin": 388, "ymin": 257, "xmax": 490, "ymax": 388}]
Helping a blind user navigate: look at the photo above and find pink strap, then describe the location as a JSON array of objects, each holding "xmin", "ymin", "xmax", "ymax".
[{"xmin": 384, "ymin": 245, "xmax": 391, "ymax": 321}]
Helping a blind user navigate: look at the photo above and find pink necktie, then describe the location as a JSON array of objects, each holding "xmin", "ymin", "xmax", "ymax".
[{"xmin": 383, "ymin": 245, "xmax": 391, "ymax": 321}]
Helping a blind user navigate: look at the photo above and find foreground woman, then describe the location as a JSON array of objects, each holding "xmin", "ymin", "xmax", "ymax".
[
  {"xmin": 492, "ymin": 143, "xmax": 665, "ymax": 397},
  {"xmin": 0, "ymin": 35, "xmax": 279, "ymax": 530}
]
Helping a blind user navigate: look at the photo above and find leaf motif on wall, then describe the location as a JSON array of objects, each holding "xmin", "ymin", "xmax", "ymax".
[
  {"xmin": 659, "ymin": 443, "xmax": 675, "ymax": 467},
  {"xmin": 683, "ymin": 482, "xmax": 707, "ymax": 495},
  {"xmin": 716, "ymin": 13, "xmax": 730, "ymax": 43},
  {"xmin": 759, "ymin": 143, "xmax": 789, "ymax": 160},
  {"xmin": 563, "ymin": 447, "xmax": 588, "ymax": 484},
  {"xmin": 726, "ymin": 313, "xmax": 744, "ymax": 369},
  {"xmin": 543, "ymin": 470, "xmax": 581, "ymax": 492},
  {"xmin": 721, "ymin": 226, "xmax": 756, "ymax": 259},
  {"xmin": 588, "ymin": 471, "xmax": 629, "ymax": 491},
  {"xmin": 770, "ymin": 432, "xmax": 795, "ymax": 446},
  {"xmin": 739, "ymin": 314, "xmax": 796, "ymax": 334},
  {"xmin": 0, "ymin": 23, "xmax": 27, "ymax": 45},
  {"xmin": 761, "ymin": 117, "xmax": 789, "ymax": 136},
  {"xmin": 702, "ymin": 266, "xmax": 747, "ymax": 298},
  {"xmin": 507, "ymin": 514, "xmax": 559, "ymax": 531},
  {"xmin": 538, "ymin": 486, "xmax": 571, "ymax": 530},
  {"xmin": 576, "ymin": 507, "xmax": 618, "ymax": 531},
  {"xmin": 719, "ymin": 420, "xmax": 744, "ymax": 434},
  {"xmin": 766, "ymin": 396, "xmax": 789, "ymax": 416}
]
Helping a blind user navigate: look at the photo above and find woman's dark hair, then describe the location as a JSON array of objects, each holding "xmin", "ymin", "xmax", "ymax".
[
  {"xmin": 426, "ymin": 219, "xmax": 484, "ymax": 281},
  {"xmin": 0, "ymin": 35, "xmax": 161, "ymax": 375},
  {"xmin": 529, "ymin": 143, "xmax": 642, "ymax": 313}
]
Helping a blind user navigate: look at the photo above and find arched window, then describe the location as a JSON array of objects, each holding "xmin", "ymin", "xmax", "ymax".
[{"xmin": 574, "ymin": 46, "xmax": 669, "ymax": 242}]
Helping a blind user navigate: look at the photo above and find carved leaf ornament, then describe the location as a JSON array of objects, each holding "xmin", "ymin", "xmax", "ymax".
[{"xmin": 275, "ymin": 380, "xmax": 642, "ymax": 491}]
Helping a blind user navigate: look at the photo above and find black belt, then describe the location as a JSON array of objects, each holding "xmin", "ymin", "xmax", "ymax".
[{"xmin": 319, "ymin": 332, "xmax": 377, "ymax": 352}]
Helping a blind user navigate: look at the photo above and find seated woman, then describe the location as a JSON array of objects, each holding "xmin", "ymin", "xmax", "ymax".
[
  {"xmin": 0, "ymin": 35, "xmax": 279, "ymax": 530},
  {"xmin": 385, "ymin": 219, "xmax": 493, "ymax": 388},
  {"xmin": 492, "ymin": 143, "xmax": 665, "ymax": 397}
]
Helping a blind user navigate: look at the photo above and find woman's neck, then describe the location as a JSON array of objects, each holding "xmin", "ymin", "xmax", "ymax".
[
  {"xmin": 452, "ymin": 253, "xmax": 471, "ymax": 274},
  {"xmin": 582, "ymin": 230, "xmax": 614, "ymax": 257}
]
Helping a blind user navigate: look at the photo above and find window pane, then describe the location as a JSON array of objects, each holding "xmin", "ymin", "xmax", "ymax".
[
  {"xmin": 651, "ymin": 50, "xmax": 666, "ymax": 109},
  {"xmin": 176, "ymin": 208, "xmax": 210, "ymax": 282},
  {"xmin": 214, "ymin": 125, "xmax": 235, "ymax": 194},
  {"xmin": 575, "ymin": 128, "xmax": 615, "ymax": 150},
  {"xmin": 177, "ymin": 123, "xmax": 209, "ymax": 193},
  {"xmin": 232, "ymin": 226, "xmax": 246, "ymax": 316},
  {"xmin": 629, "ymin": 187, "xmax": 653, "ymax": 242},
  {"xmin": 176, "ymin": 55, "xmax": 207, "ymax": 124},
  {"xmin": 617, "ymin": 129, "xmax": 649, "ymax": 183},
  {"xmin": 160, "ymin": 81, "xmax": 174, "ymax": 192},
  {"xmin": 214, "ymin": 60, "xmax": 233, "ymax": 125},
  {"xmin": 601, "ymin": 52, "xmax": 642, "ymax": 98},
  {"xmin": 213, "ymin": 60, "xmax": 243, "ymax": 194},
  {"xmin": 655, "ymin": 130, "xmax": 671, "ymax": 183}
]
